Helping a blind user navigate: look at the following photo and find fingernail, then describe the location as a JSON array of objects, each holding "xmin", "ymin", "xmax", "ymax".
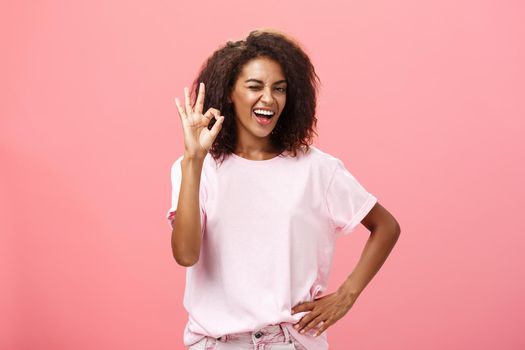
[
  {"xmin": 300, "ymin": 329, "xmax": 305, "ymax": 334},
  {"xmin": 294, "ymin": 325, "xmax": 299, "ymax": 329}
]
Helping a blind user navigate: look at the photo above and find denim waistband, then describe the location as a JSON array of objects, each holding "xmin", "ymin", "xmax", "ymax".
[{"xmin": 213, "ymin": 323, "xmax": 292, "ymax": 345}]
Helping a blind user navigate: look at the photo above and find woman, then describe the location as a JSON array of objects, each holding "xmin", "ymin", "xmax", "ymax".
[{"xmin": 167, "ymin": 29, "xmax": 401, "ymax": 350}]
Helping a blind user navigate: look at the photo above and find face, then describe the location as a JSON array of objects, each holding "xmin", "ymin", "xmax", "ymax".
[{"xmin": 229, "ymin": 57, "xmax": 287, "ymax": 140}]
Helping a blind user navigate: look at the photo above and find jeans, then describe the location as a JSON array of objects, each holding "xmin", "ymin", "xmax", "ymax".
[{"xmin": 187, "ymin": 323, "xmax": 308, "ymax": 350}]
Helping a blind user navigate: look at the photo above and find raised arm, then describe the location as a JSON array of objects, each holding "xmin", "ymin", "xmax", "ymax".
[{"xmin": 171, "ymin": 83, "xmax": 224, "ymax": 266}]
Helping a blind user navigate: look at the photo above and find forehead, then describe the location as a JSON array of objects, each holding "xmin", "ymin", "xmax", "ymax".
[{"xmin": 238, "ymin": 57, "xmax": 285, "ymax": 81}]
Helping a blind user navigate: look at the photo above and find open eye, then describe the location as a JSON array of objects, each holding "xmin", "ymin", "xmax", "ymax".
[{"xmin": 275, "ymin": 87, "xmax": 287, "ymax": 93}]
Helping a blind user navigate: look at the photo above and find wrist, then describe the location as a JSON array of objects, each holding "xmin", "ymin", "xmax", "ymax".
[
  {"xmin": 337, "ymin": 278, "xmax": 362, "ymax": 302},
  {"xmin": 183, "ymin": 151, "xmax": 206, "ymax": 162}
]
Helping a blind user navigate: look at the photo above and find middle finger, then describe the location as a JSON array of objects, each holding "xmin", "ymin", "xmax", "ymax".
[{"xmin": 194, "ymin": 82, "xmax": 205, "ymax": 115}]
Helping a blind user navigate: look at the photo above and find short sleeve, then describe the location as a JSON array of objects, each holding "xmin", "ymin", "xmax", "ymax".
[
  {"xmin": 325, "ymin": 159, "xmax": 377, "ymax": 236},
  {"xmin": 165, "ymin": 155, "xmax": 207, "ymax": 236}
]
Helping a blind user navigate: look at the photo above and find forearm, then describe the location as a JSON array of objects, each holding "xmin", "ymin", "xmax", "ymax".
[
  {"xmin": 337, "ymin": 222, "xmax": 400, "ymax": 302},
  {"xmin": 171, "ymin": 153, "xmax": 205, "ymax": 266}
]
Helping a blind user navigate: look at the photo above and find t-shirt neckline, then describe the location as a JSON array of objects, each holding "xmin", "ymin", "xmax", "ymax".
[{"xmin": 230, "ymin": 151, "xmax": 285, "ymax": 164}]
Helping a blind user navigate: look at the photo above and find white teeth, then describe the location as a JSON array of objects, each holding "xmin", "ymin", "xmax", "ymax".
[{"xmin": 253, "ymin": 109, "xmax": 275, "ymax": 116}]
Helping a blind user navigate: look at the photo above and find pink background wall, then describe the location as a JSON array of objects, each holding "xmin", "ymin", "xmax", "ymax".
[{"xmin": 2, "ymin": 0, "xmax": 524, "ymax": 349}]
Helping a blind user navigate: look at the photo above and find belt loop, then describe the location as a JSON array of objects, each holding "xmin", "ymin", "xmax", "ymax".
[{"xmin": 280, "ymin": 323, "xmax": 291, "ymax": 343}]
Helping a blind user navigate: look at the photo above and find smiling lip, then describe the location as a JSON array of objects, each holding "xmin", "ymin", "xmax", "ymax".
[
  {"xmin": 252, "ymin": 107, "xmax": 275, "ymax": 117},
  {"xmin": 253, "ymin": 111, "xmax": 273, "ymax": 126}
]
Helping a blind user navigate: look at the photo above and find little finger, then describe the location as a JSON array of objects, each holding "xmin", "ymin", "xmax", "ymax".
[
  {"xmin": 174, "ymin": 97, "xmax": 186, "ymax": 120},
  {"xmin": 313, "ymin": 319, "xmax": 333, "ymax": 337}
]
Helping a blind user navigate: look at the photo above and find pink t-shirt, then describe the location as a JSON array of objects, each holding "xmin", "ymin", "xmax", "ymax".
[{"xmin": 166, "ymin": 145, "xmax": 377, "ymax": 350}]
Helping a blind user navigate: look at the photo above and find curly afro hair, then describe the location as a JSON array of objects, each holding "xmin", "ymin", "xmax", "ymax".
[{"xmin": 189, "ymin": 29, "xmax": 321, "ymax": 166}]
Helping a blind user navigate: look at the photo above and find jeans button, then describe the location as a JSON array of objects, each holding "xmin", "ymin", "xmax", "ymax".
[{"xmin": 254, "ymin": 331, "xmax": 263, "ymax": 338}]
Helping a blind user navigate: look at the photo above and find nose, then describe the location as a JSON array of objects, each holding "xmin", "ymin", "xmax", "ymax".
[{"xmin": 260, "ymin": 87, "xmax": 274, "ymax": 105}]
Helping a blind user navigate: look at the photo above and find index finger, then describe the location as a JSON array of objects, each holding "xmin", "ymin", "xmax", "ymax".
[
  {"xmin": 194, "ymin": 82, "xmax": 205, "ymax": 114},
  {"xmin": 291, "ymin": 301, "xmax": 313, "ymax": 314}
]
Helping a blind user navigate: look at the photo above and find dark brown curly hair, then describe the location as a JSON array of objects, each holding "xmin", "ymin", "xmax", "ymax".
[{"xmin": 189, "ymin": 29, "xmax": 321, "ymax": 166}]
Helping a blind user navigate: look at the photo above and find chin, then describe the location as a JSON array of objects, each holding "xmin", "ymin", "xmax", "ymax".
[{"xmin": 253, "ymin": 129, "xmax": 273, "ymax": 138}]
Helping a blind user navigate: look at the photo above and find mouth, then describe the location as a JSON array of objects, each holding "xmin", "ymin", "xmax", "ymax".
[
  {"xmin": 252, "ymin": 108, "xmax": 275, "ymax": 126},
  {"xmin": 252, "ymin": 108, "xmax": 276, "ymax": 119}
]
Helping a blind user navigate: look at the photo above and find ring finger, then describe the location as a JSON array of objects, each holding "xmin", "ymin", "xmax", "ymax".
[
  {"xmin": 300, "ymin": 315, "xmax": 324, "ymax": 334},
  {"xmin": 184, "ymin": 87, "xmax": 192, "ymax": 115}
]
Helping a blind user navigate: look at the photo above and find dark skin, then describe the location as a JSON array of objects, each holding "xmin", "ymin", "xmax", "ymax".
[{"xmin": 291, "ymin": 201, "xmax": 401, "ymax": 337}]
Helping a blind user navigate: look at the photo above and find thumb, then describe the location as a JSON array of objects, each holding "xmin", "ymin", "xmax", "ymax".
[{"xmin": 208, "ymin": 115, "xmax": 225, "ymax": 139}]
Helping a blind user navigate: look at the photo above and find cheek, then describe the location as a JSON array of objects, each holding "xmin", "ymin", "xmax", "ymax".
[
  {"xmin": 280, "ymin": 96, "xmax": 287, "ymax": 111},
  {"xmin": 239, "ymin": 96, "xmax": 256, "ymax": 110},
  {"xmin": 233, "ymin": 102, "xmax": 252, "ymax": 118}
]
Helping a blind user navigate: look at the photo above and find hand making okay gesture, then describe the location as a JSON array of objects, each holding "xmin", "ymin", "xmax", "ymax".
[{"xmin": 175, "ymin": 82, "xmax": 225, "ymax": 158}]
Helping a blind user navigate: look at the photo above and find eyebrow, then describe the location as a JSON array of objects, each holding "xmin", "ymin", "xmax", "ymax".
[{"xmin": 244, "ymin": 79, "xmax": 287, "ymax": 85}]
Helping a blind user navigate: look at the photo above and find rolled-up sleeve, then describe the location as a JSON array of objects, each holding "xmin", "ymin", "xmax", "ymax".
[{"xmin": 325, "ymin": 159, "xmax": 377, "ymax": 236}]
